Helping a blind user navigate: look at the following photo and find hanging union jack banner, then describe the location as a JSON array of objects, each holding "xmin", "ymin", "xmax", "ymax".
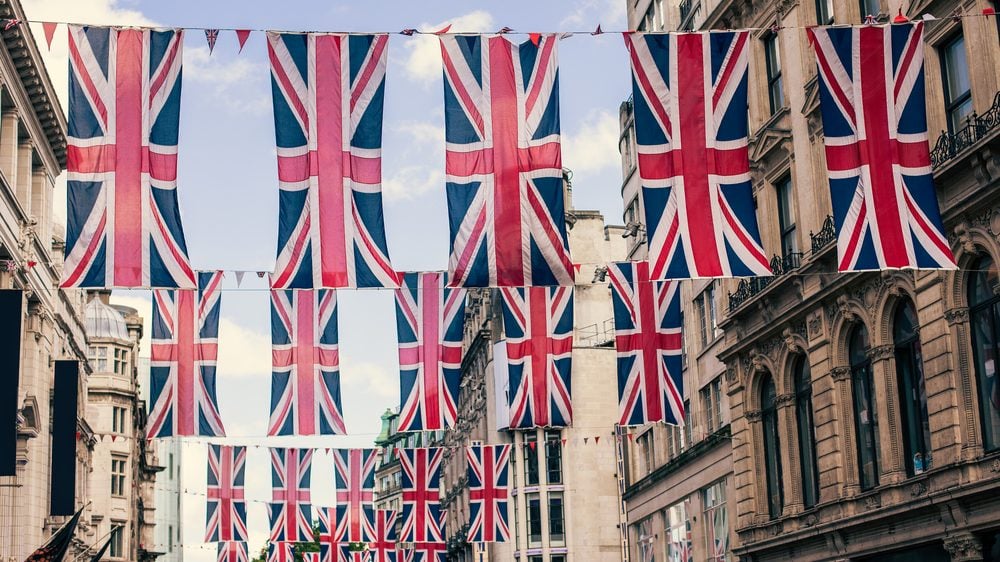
[
  {"xmin": 399, "ymin": 447, "xmax": 444, "ymax": 543},
  {"xmin": 268, "ymin": 32, "xmax": 399, "ymax": 289},
  {"xmin": 269, "ymin": 448, "xmax": 313, "ymax": 542},
  {"xmin": 147, "ymin": 271, "xmax": 226, "ymax": 438},
  {"xmin": 205, "ymin": 445, "xmax": 247, "ymax": 542},
  {"xmin": 217, "ymin": 543, "xmax": 249, "ymax": 562},
  {"xmin": 501, "ymin": 287, "xmax": 574, "ymax": 428},
  {"xmin": 368, "ymin": 510, "xmax": 398, "ymax": 562},
  {"xmin": 626, "ymin": 31, "xmax": 770, "ymax": 280},
  {"xmin": 332, "ymin": 448, "xmax": 377, "ymax": 543},
  {"xmin": 608, "ymin": 261, "xmax": 685, "ymax": 426},
  {"xmin": 338, "ymin": 547, "xmax": 370, "ymax": 562},
  {"xmin": 269, "ymin": 289, "xmax": 346, "ymax": 436},
  {"xmin": 808, "ymin": 23, "xmax": 955, "ymax": 271},
  {"xmin": 267, "ymin": 542, "xmax": 294, "ymax": 562},
  {"xmin": 439, "ymin": 34, "xmax": 573, "ymax": 287},
  {"xmin": 394, "ymin": 272, "xmax": 466, "ymax": 432},
  {"xmin": 64, "ymin": 26, "xmax": 195, "ymax": 289},
  {"xmin": 466, "ymin": 444, "xmax": 511, "ymax": 542}
]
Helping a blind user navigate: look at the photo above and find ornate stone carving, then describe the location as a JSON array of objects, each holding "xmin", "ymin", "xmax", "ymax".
[
  {"xmin": 752, "ymin": 355, "xmax": 767, "ymax": 374},
  {"xmin": 783, "ymin": 327, "xmax": 802, "ymax": 354},
  {"xmin": 726, "ymin": 364, "xmax": 738, "ymax": 385},
  {"xmin": 943, "ymin": 533, "xmax": 983, "ymax": 562},
  {"xmin": 830, "ymin": 366, "xmax": 851, "ymax": 382},
  {"xmin": 745, "ymin": 409, "xmax": 762, "ymax": 422},
  {"xmin": 776, "ymin": 393, "xmax": 795, "ymax": 408},
  {"xmin": 863, "ymin": 493, "xmax": 881, "ymax": 510},
  {"xmin": 807, "ymin": 311, "xmax": 824, "ymax": 340},
  {"xmin": 990, "ymin": 458, "xmax": 1000, "ymax": 473},
  {"xmin": 910, "ymin": 481, "xmax": 928, "ymax": 497},
  {"xmin": 945, "ymin": 308, "xmax": 970, "ymax": 326},
  {"xmin": 768, "ymin": 521, "xmax": 783, "ymax": 536},
  {"xmin": 954, "ymin": 220, "xmax": 978, "ymax": 254},
  {"xmin": 802, "ymin": 513, "xmax": 818, "ymax": 527},
  {"xmin": 867, "ymin": 344, "xmax": 895, "ymax": 362},
  {"xmin": 836, "ymin": 295, "xmax": 858, "ymax": 324}
]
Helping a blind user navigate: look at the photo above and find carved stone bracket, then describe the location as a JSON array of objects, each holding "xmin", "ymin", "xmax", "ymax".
[
  {"xmin": 863, "ymin": 493, "xmax": 881, "ymax": 510},
  {"xmin": 745, "ymin": 409, "xmax": 762, "ymax": 422},
  {"xmin": 775, "ymin": 393, "xmax": 795, "ymax": 408},
  {"xmin": 943, "ymin": 532, "xmax": 984, "ymax": 562},
  {"xmin": 867, "ymin": 344, "xmax": 895, "ymax": 362},
  {"xmin": 954, "ymin": 220, "xmax": 979, "ymax": 254},
  {"xmin": 830, "ymin": 366, "xmax": 851, "ymax": 382},
  {"xmin": 836, "ymin": 295, "xmax": 858, "ymax": 324},
  {"xmin": 783, "ymin": 327, "xmax": 802, "ymax": 354},
  {"xmin": 945, "ymin": 308, "xmax": 970, "ymax": 326}
]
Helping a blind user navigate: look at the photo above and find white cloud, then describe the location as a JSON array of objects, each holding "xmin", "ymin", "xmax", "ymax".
[
  {"xmin": 562, "ymin": 109, "xmax": 621, "ymax": 175},
  {"xmin": 184, "ymin": 45, "xmax": 271, "ymax": 115},
  {"xmin": 383, "ymin": 120, "xmax": 444, "ymax": 201},
  {"xmin": 560, "ymin": 0, "xmax": 627, "ymax": 28},
  {"xmin": 383, "ymin": 165, "xmax": 443, "ymax": 201},
  {"xmin": 399, "ymin": 10, "xmax": 495, "ymax": 85}
]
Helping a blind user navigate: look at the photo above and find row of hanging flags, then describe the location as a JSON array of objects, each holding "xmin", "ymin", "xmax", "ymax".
[
  {"xmin": 58, "ymin": 20, "xmax": 958, "ymax": 292},
  {"xmin": 206, "ymin": 445, "xmax": 507, "ymax": 559}
]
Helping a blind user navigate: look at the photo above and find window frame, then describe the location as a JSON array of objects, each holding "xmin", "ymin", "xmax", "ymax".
[
  {"xmin": 764, "ymin": 32, "xmax": 785, "ymax": 115},
  {"xmin": 858, "ymin": 0, "xmax": 882, "ymax": 18},
  {"xmin": 893, "ymin": 298, "xmax": 932, "ymax": 476},
  {"xmin": 967, "ymin": 254, "xmax": 1000, "ymax": 452},
  {"xmin": 526, "ymin": 492, "xmax": 542, "ymax": 547},
  {"xmin": 849, "ymin": 325, "xmax": 881, "ymax": 490},
  {"xmin": 793, "ymin": 356, "xmax": 820, "ymax": 509},
  {"xmin": 109, "ymin": 524, "xmax": 125, "ymax": 559},
  {"xmin": 939, "ymin": 32, "xmax": 973, "ymax": 134},
  {"xmin": 816, "ymin": 0, "xmax": 834, "ymax": 24},
  {"xmin": 761, "ymin": 375, "xmax": 784, "ymax": 519},
  {"xmin": 548, "ymin": 492, "xmax": 566, "ymax": 546},
  {"xmin": 524, "ymin": 432, "xmax": 540, "ymax": 486},
  {"xmin": 545, "ymin": 430, "xmax": 563, "ymax": 484},
  {"xmin": 703, "ymin": 480, "xmax": 729, "ymax": 562},
  {"xmin": 775, "ymin": 175, "xmax": 798, "ymax": 257},
  {"xmin": 111, "ymin": 457, "xmax": 127, "ymax": 497}
]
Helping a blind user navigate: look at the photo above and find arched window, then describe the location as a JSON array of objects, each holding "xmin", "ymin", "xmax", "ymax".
[
  {"xmin": 893, "ymin": 298, "xmax": 931, "ymax": 475},
  {"xmin": 794, "ymin": 357, "xmax": 819, "ymax": 508},
  {"xmin": 849, "ymin": 324, "xmax": 880, "ymax": 490},
  {"xmin": 761, "ymin": 375, "xmax": 784, "ymax": 518},
  {"xmin": 968, "ymin": 255, "xmax": 1000, "ymax": 451}
]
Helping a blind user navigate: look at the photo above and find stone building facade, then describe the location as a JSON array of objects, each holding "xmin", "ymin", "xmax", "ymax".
[
  {"xmin": 430, "ymin": 181, "xmax": 629, "ymax": 562},
  {"xmin": 85, "ymin": 296, "xmax": 161, "ymax": 562},
  {"xmin": 620, "ymin": 0, "xmax": 1000, "ymax": 560},
  {"xmin": 0, "ymin": 0, "xmax": 95, "ymax": 558}
]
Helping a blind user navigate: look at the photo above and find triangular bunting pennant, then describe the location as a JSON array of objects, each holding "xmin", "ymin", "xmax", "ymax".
[
  {"xmin": 234, "ymin": 271, "xmax": 245, "ymax": 287},
  {"xmin": 236, "ymin": 29, "xmax": 251, "ymax": 52},
  {"xmin": 592, "ymin": 24, "xmax": 603, "ymax": 35},
  {"xmin": 205, "ymin": 29, "xmax": 219, "ymax": 54},
  {"xmin": 432, "ymin": 24, "xmax": 452, "ymax": 35},
  {"xmin": 529, "ymin": 33, "xmax": 541, "ymax": 46},
  {"xmin": 595, "ymin": 436, "xmax": 600, "ymax": 444},
  {"xmin": 528, "ymin": 441, "xmax": 536, "ymax": 451},
  {"xmin": 583, "ymin": 437, "xmax": 589, "ymax": 444},
  {"xmin": 42, "ymin": 22, "xmax": 57, "ymax": 50}
]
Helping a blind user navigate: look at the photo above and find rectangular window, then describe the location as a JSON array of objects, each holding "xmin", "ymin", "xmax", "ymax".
[
  {"xmin": 703, "ymin": 480, "xmax": 729, "ymax": 562},
  {"xmin": 701, "ymin": 383, "xmax": 717, "ymax": 435},
  {"xmin": 621, "ymin": 122, "xmax": 636, "ymax": 179},
  {"xmin": 526, "ymin": 493, "xmax": 542, "ymax": 546},
  {"xmin": 764, "ymin": 33, "xmax": 784, "ymax": 114},
  {"xmin": 775, "ymin": 176, "xmax": 798, "ymax": 256},
  {"xmin": 708, "ymin": 283, "xmax": 719, "ymax": 338},
  {"xmin": 528, "ymin": 557, "xmax": 543, "ymax": 562},
  {"xmin": 111, "ymin": 457, "xmax": 126, "ymax": 496},
  {"xmin": 637, "ymin": 516, "xmax": 656, "ymax": 561},
  {"xmin": 90, "ymin": 346, "xmax": 108, "ymax": 372},
  {"xmin": 680, "ymin": 310, "xmax": 687, "ymax": 369},
  {"xmin": 168, "ymin": 525, "xmax": 173, "ymax": 552},
  {"xmin": 859, "ymin": 0, "xmax": 881, "ymax": 17},
  {"xmin": 525, "ymin": 432, "xmax": 539, "ymax": 486},
  {"xmin": 113, "ymin": 347, "xmax": 127, "ymax": 375},
  {"xmin": 683, "ymin": 401, "xmax": 692, "ymax": 446},
  {"xmin": 552, "ymin": 556, "xmax": 566, "ymax": 562},
  {"xmin": 112, "ymin": 406, "xmax": 127, "ymax": 435},
  {"xmin": 941, "ymin": 33, "xmax": 973, "ymax": 133},
  {"xmin": 638, "ymin": 430, "xmax": 656, "ymax": 475},
  {"xmin": 696, "ymin": 295, "xmax": 708, "ymax": 348},
  {"xmin": 816, "ymin": 0, "xmax": 834, "ymax": 24},
  {"xmin": 168, "ymin": 453, "xmax": 174, "ymax": 479},
  {"xmin": 110, "ymin": 524, "xmax": 124, "ymax": 558},
  {"xmin": 545, "ymin": 430, "xmax": 563, "ymax": 484},
  {"xmin": 666, "ymin": 500, "xmax": 691, "ymax": 562},
  {"xmin": 549, "ymin": 492, "xmax": 566, "ymax": 546}
]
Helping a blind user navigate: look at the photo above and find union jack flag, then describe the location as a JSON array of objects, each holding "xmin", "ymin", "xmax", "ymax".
[
  {"xmin": 267, "ymin": 32, "xmax": 399, "ymax": 289},
  {"xmin": 64, "ymin": 26, "xmax": 195, "ymax": 289},
  {"xmin": 205, "ymin": 444, "xmax": 247, "ymax": 542},
  {"xmin": 407, "ymin": 543, "xmax": 446, "ymax": 562},
  {"xmin": 147, "ymin": 271, "xmax": 226, "ymax": 437},
  {"xmin": 394, "ymin": 272, "xmax": 466, "ymax": 431},
  {"xmin": 466, "ymin": 444, "xmax": 511, "ymax": 542},
  {"xmin": 332, "ymin": 448, "xmax": 377, "ymax": 542},
  {"xmin": 267, "ymin": 543, "xmax": 294, "ymax": 562},
  {"xmin": 338, "ymin": 547, "xmax": 369, "ymax": 562},
  {"xmin": 500, "ymin": 287, "xmax": 573, "ymax": 428},
  {"xmin": 440, "ymin": 34, "xmax": 573, "ymax": 287},
  {"xmin": 368, "ymin": 510, "xmax": 398, "ymax": 562},
  {"xmin": 808, "ymin": 23, "xmax": 955, "ymax": 271},
  {"xmin": 316, "ymin": 508, "xmax": 338, "ymax": 562},
  {"xmin": 269, "ymin": 289, "xmax": 346, "ymax": 436},
  {"xmin": 626, "ymin": 31, "xmax": 770, "ymax": 280},
  {"xmin": 399, "ymin": 447, "xmax": 444, "ymax": 543},
  {"xmin": 269, "ymin": 448, "xmax": 313, "ymax": 541},
  {"xmin": 303, "ymin": 554, "xmax": 320, "ymax": 562},
  {"xmin": 217, "ymin": 542, "xmax": 248, "ymax": 562},
  {"xmin": 608, "ymin": 262, "xmax": 685, "ymax": 426}
]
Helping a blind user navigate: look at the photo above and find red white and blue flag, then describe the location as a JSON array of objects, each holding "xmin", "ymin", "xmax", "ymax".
[
  {"xmin": 205, "ymin": 444, "xmax": 247, "ymax": 542},
  {"xmin": 332, "ymin": 448, "xmax": 377, "ymax": 543},
  {"xmin": 64, "ymin": 26, "xmax": 195, "ymax": 289},
  {"xmin": 267, "ymin": 32, "xmax": 398, "ymax": 289},
  {"xmin": 466, "ymin": 444, "xmax": 511, "ymax": 542},
  {"xmin": 267, "ymin": 543, "xmax": 294, "ymax": 562},
  {"xmin": 368, "ymin": 510, "xmax": 398, "ymax": 562},
  {"xmin": 609, "ymin": 262, "xmax": 685, "ymax": 426},
  {"xmin": 399, "ymin": 447, "xmax": 444, "ymax": 543},
  {"xmin": 407, "ymin": 507, "xmax": 448, "ymax": 562},
  {"xmin": 269, "ymin": 448, "xmax": 313, "ymax": 542},
  {"xmin": 626, "ymin": 31, "xmax": 770, "ymax": 280},
  {"xmin": 394, "ymin": 272, "xmax": 466, "ymax": 432},
  {"xmin": 316, "ymin": 508, "xmax": 338, "ymax": 562},
  {"xmin": 500, "ymin": 287, "xmax": 574, "ymax": 428},
  {"xmin": 147, "ymin": 271, "xmax": 226, "ymax": 437},
  {"xmin": 439, "ymin": 34, "xmax": 573, "ymax": 287},
  {"xmin": 808, "ymin": 23, "xmax": 955, "ymax": 271},
  {"xmin": 217, "ymin": 542, "xmax": 248, "ymax": 562},
  {"xmin": 337, "ymin": 547, "xmax": 369, "ymax": 562},
  {"xmin": 269, "ymin": 289, "xmax": 346, "ymax": 436}
]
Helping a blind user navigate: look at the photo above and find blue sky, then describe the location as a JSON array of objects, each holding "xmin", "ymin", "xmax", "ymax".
[{"xmin": 25, "ymin": 0, "xmax": 628, "ymax": 555}]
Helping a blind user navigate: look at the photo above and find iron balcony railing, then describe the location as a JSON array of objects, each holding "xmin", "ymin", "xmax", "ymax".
[
  {"xmin": 727, "ymin": 252, "xmax": 804, "ymax": 312},
  {"xmin": 810, "ymin": 215, "xmax": 836, "ymax": 255},
  {"xmin": 930, "ymin": 91, "xmax": 1000, "ymax": 169}
]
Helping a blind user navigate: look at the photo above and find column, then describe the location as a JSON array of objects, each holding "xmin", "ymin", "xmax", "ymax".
[
  {"xmin": 777, "ymin": 393, "xmax": 802, "ymax": 514},
  {"xmin": 30, "ymin": 171, "xmax": 48, "ymax": 251},
  {"xmin": 868, "ymin": 344, "xmax": 906, "ymax": 483},
  {"xmin": 943, "ymin": 532, "xmax": 984, "ymax": 562},
  {"xmin": 0, "ymin": 111, "xmax": 18, "ymax": 185},
  {"xmin": 831, "ymin": 366, "xmax": 859, "ymax": 496},
  {"xmin": 15, "ymin": 141, "xmax": 32, "ymax": 218}
]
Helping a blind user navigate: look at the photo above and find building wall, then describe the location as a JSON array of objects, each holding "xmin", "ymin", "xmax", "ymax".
[
  {"xmin": 0, "ymin": 0, "xmax": 94, "ymax": 558},
  {"xmin": 621, "ymin": 0, "xmax": 1000, "ymax": 560},
  {"xmin": 432, "ymin": 189, "xmax": 628, "ymax": 562}
]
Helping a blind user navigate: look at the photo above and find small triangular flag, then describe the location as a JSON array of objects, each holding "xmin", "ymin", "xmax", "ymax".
[
  {"xmin": 584, "ymin": 437, "xmax": 589, "ymax": 444},
  {"xmin": 921, "ymin": 13, "xmax": 937, "ymax": 20},
  {"xmin": 400, "ymin": 28, "xmax": 417, "ymax": 36},
  {"xmin": 432, "ymin": 24, "xmax": 452, "ymax": 35},
  {"xmin": 528, "ymin": 33, "xmax": 541, "ymax": 46},
  {"xmin": 42, "ymin": 22, "xmax": 57, "ymax": 50},
  {"xmin": 111, "ymin": 434, "xmax": 117, "ymax": 442},
  {"xmin": 561, "ymin": 438, "xmax": 567, "ymax": 446},
  {"xmin": 591, "ymin": 24, "xmax": 603, "ymax": 36},
  {"xmin": 205, "ymin": 29, "xmax": 219, "ymax": 54},
  {"xmin": 257, "ymin": 271, "xmax": 266, "ymax": 278},
  {"xmin": 627, "ymin": 433, "xmax": 634, "ymax": 442},
  {"xmin": 498, "ymin": 26, "xmax": 513, "ymax": 34},
  {"xmin": 236, "ymin": 29, "xmax": 251, "ymax": 53},
  {"xmin": 595, "ymin": 436, "xmax": 600, "ymax": 444},
  {"xmin": 235, "ymin": 271, "xmax": 245, "ymax": 287},
  {"xmin": 528, "ymin": 441, "xmax": 536, "ymax": 450}
]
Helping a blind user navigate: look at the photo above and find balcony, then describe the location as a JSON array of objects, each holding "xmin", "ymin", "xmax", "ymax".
[
  {"xmin": 930, "ymin": 91, "xmax": 1000, "ymax": 170},
  {"xmin": 727, "ymin": 252, "xmax": 803, "ymax": 313},
  {"xmin": 809, "ymin": 215, "xmax": 836, "ymax": 256}
]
